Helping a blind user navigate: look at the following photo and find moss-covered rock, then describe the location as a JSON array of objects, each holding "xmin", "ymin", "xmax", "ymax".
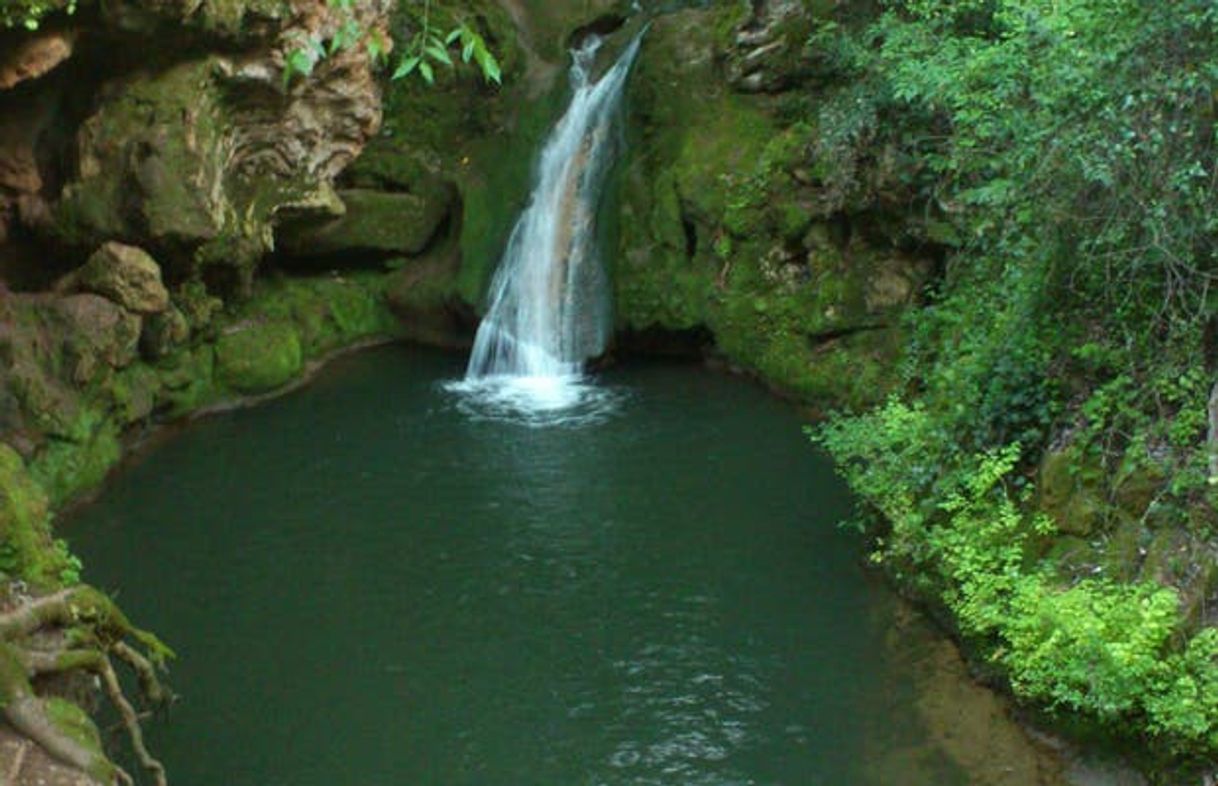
[
  {"xmin": 104, "ymin": 363, "xmax": 162, "ymax": 425},
  {"xmin": 1038, "ymin": 446, "xmax": 1110, "ymax": 537},
  {"xmin": 614, "ymin": 6, "xmax": 928, "ymax": 405},
  {"xmin": 28, "ymin": 407, "xmax": 121, "ymax": 507},
  {"xmin": 385, "ymin": 242, "xmax": 469, "ymax": 346},
  {"xmin": 55, "ymin": 294, "xmax": 142, "ymax": 383},
  {"xmin": 157, "ymin": 344, "xmax": 220, "ymax": 417},
  {"xmin": 140, "ymin": 306, "xmax": 191, "ymax": 360},
  {"xmin": 278, "ymin": 187, "xmax": 457, "ymax": 259},
  {"xmin": 0, "ymin": 444, "xmax": 66, "ymax": 588},
  {"xmin": 229, "ymin": 273, "xmax": 396, "ymax": 354},
  {"xmin": 215, "ymin": 320, "xmax": 303, "ymax": 394},
  {"xmin": 53, "ymin": 59, "xmax": 232, "ymax": 259},
  {"xmin": 42, "ymin": 0, "xmax": 390, "ymax": 290}
]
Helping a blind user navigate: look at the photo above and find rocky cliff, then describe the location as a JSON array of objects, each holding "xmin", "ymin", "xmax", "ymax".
[{"xmin": 613, "ymin": 2, "xmax": 932, "ymax": 408}]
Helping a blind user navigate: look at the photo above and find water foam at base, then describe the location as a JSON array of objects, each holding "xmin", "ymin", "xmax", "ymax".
[{"xmin": 444, "ymin": 374, "xmax": 626, "ymax": 427}]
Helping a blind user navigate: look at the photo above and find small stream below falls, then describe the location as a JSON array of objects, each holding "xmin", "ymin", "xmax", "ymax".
[{"xmin": 66, "ymin": 344, "xmax": 1126, "ymax": 786}]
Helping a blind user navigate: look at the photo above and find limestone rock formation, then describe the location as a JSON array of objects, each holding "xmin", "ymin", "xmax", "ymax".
[{"xmin": 2, "ymin": 0, "xmax": 394, "ymax": 289}]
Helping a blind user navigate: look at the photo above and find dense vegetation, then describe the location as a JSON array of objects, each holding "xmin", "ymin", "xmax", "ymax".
[{"xmin": 811, "ymin": 0, "xmax": 1218, "ymax": 766}]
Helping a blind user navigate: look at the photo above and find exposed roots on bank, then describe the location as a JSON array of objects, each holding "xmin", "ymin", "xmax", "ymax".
[{"xmin": 0, "ymin": 585, "xmax": 174, "ymax": 786}]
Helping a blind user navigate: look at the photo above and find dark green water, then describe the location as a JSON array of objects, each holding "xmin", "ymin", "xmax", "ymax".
[{"xmin": 69, "ymin": 345, "xmax": 1072, "ymax": 786}]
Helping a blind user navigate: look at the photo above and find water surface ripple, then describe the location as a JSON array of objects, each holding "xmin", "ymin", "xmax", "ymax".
[{"xmin": 70, "ymin": 345, "xmax": 1081, "ymax": 786}]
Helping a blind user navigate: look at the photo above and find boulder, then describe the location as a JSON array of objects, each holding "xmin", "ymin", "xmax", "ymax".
[
  {"xmin": 69, "ymin": 243, "xmax": 170, "ymax": 315},
  {"xmin": 54, "ymin": 295, "xmax": 142, "ymax": 380},
  {"xmin": 277, "ymin": 187, "xmax": 456, "ymax": 259},
  {"xmin": 215, "ymin": 320, "xmax": 303, "ymax": 393}
]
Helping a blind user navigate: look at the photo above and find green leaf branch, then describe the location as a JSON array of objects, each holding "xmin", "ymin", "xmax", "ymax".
[
  {"xmin": 280, "ymin": 0, "xmax": 501, "ymax": 88},
  {"xmin": 391, "ymin": 0, "xmax": 501, "ymax": 85}
]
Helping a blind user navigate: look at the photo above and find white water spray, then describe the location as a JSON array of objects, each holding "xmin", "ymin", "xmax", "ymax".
[{"xmin": 452, "ymin": 31, "xmax": 643, "ymax": 420}]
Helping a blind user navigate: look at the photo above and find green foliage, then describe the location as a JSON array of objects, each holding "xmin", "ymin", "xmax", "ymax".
[
  {"xmin": 391, "ymin": 0, "xmax": 501, "ymax": 85},
  {"xmin": 0, "ymin": 0, "xmax": 75, "ymax": 30},
  {"xmin": 814, "ymin": 399, "xmax": 1218, "ymax": 752},
  {"xmin": 872, "ymin": 0, "xmax": 1218, "ymax": 333},
  {"xmin": 282, "ymin": 0, "xmax": 501, "ymax": 88},
  {"xmin": 52, "ymin": 538, "xmax": 82, "ymax": 585},
  {"xmin": 798, "ymin": 0, "xmax": 1218, "ymax": 476},
  {"xmin": 809, "ymin": 0, "xmax": 1218, "ymax": 601},
  {"xmin": 1147, "ymin": 629, "xmax": 1218, "ymax": 747},
  {"xmin": 1003, "ymin": 578, "xmax": 1179, "ymax": 717},
  {"xmin": 0, "ymin": 445, "xmax": 81, "ymax": 589}
]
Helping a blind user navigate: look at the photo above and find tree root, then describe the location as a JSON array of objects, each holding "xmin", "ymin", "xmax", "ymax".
[
  {"xmin": 5, "ymin": 740, "xmax": 29, "ymax": 782},
  {"xmin": 0, "ymin": 584, "xmax": 174, "ymax": 785}
]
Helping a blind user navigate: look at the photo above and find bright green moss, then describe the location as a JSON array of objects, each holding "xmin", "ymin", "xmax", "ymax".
[
  {"xmin": 29, "ymin": 409, "xmax": 121, "ymax": 507},
  {"xmin": 0, "ymin": 444, "xmax": 69, "ymax": 588},
  {"xmin": 215, "ymin": 321, "xmax": 304, "ymax": 394}
]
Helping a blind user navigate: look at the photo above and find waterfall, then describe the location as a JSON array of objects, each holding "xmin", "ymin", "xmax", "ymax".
[{"xmin": 465, "ymin": 32, "xmax": 643, "ymax": 386}]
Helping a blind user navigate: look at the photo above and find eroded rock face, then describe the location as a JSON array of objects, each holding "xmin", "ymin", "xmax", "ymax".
[
  {"xmin": 223, "ymin": 1, "xmax": 392, "ymax": 185},
  {"xmin": 37, "ymin": 0, "xmax": 391, "ymax": 287},
  {"xmin": 0, "ymin": 72, "xmax": 61, "ymax": 247}
]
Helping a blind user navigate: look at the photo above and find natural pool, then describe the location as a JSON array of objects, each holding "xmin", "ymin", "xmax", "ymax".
[{"xmin": 70, "ymin": 344, "xmax": 1090, "ymax": 785}]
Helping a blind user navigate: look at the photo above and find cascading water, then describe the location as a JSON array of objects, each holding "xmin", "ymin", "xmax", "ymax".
[{"xmin": 450, "ymin": 31, "xmax": 644, "ymax": 422}]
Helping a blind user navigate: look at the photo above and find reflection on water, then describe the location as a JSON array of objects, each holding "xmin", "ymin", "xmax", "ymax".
[{"xmin": 67, "ymin": 346, "xmax": 1136, "ymax": 786}]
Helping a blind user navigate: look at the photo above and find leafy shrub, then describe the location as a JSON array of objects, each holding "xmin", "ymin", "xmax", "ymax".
[
  {"xmin": 814, "ymin": 401, "xmax": 1218, "ymax": 752},
  {"xmin": 0, "ymin": 0, "xmax": 75, "ymax": 30},
  {"xmin": 282, "ymin": 0, "xmax": 501, "ymax": 87}
]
